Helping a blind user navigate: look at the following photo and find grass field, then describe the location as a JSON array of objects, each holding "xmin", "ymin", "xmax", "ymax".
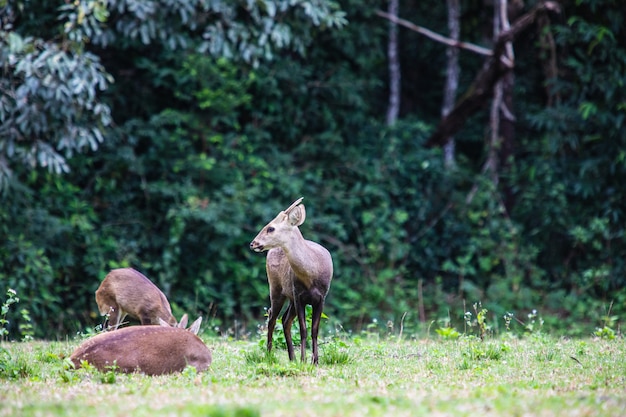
[{"xmin": 1, "ymin": 333, "xmax": 625, "ymax": 417}]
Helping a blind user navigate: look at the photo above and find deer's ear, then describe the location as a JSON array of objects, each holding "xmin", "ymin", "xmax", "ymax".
[
  {"xmin": 288, "ymin": 205, "xmax": 306, "ymax": 226},
  {"xmin": 188, "ymin": 317, "xmax": 203, "ymax": 335},
  {"xmin": 177, "ymin": 314, "xmax": 189, "ymax": 328}
]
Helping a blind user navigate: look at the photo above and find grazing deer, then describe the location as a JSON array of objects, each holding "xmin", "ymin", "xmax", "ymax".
[
  {"xmin": 70, "ymin": 317, "xmax": 211, "ymax": 375},
  {"xmin": 96, "ymin": 268, "xmax": 180, "ymax": 329},
  {"xmin": 250, "ymin": 197, "xmax": 333, "ymax": 364}
]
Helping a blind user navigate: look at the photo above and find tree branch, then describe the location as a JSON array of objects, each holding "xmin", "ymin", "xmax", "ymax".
[
  {"xmin": 376, "ymin": 9, "xmax": 492, "ymax": 57},
  {"xmin": 425, "ymin": 1, "xmax": 560, "ymax": 148}
]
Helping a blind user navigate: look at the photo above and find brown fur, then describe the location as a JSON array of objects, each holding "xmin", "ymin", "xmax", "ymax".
[
  {"xmin": 70, "ymin": 325, "xmax": 212, "ymax": 375},
  {"xmin": 250, "ymin": 198, "xmax": 333, "ymax": 364},
  {"xmin": 95, "ymin": 268, "xmax": 177, "ymax": 329}
]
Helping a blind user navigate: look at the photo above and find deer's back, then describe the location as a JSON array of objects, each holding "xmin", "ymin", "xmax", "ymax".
[
  {"xmin": 95, "ymin": 268, "xmax": 174, "ymax": 323},
  {"xmin": 70, "ymin": 326, "xmax": 211, "ymax": 375}
]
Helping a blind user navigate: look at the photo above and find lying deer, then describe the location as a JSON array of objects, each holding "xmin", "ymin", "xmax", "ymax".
[
  {"xmin": 70, "ymin": 317, "xmax": 211, "ymax": 375},
  {"xmin": 96, "ymin": 268, "xmax": 181, "ymax": 329},
  {"xmin": 250, "ymin": 197, "xmax": 333, "ymax": 364}
]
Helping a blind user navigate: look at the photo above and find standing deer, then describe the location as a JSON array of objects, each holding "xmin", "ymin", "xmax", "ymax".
[
  {"xmin": 249, "ymin": 197, "xmax": 333, "ymax": 364},
  {"xmin": 70, "ymin": 317, "xmax": 211, "ymax": 375},
  {"xmin": 96, "ymin": 268, "xmax": 182, "ymax": 330}
]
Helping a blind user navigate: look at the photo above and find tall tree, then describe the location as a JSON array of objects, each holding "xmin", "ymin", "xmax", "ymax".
[
  {"xmin": 484, "ymin": 0, "xmax": 521, "ymax": 212},
  {"xmin": 386, "ymin": 0, "xmax": 401, "ymax": 125},
  {"xmin": 442, "ymin": 0, "xmax": 460, "ymax": 167}
]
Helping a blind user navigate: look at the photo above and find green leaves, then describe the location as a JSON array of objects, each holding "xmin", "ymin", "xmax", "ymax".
[
  {"xmin": 60, "ymin": 0, "xmax": 346, "ymax": 65},
  {"xmin": 0, "ymin": 31, "xmax": 112, "ymax": 189}
]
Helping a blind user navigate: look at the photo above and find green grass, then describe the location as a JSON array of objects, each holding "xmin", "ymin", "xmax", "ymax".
[{"xmin": 1, "ymin": 334, "xmax": 625, "ymax": 416}]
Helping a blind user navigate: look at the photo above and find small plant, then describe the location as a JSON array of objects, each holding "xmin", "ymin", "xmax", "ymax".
[
  {"xmin": 436, "ymin": 314, "xmax": 460, "ymax": 340},
  {"xmin": 0, "ymin": 289, "xmax": 33, "ymax": 341},
  {"xmin": 58, "ymin": 358, "xmax": 81, "ymax": 383},
  {"xmin": 459, "ymin": 339, "xmax": 508, "ymax": 370},
  {"xmin": 78, "ymin": 360, "xmax": 95, "ymax": 372},
  {"xmin": 464, "ymin": 302, "xmax": 490, "ymax": 339},
  {"xmin": 524, "ymin": 309, "xmax": 544, "ymax": 334},
  {"xmin": 246, "ymin": 345, "xmax": 316, "ymax": 376},
  {"xmin": 594, "ymin": 326, "xmax": 616, "ymax": 340},
  {"xmin": 594, "ymin": 303, "xmax": 618, "ymax": 340},
  {"xmin": 435, "ymin": 326, "xmax": 460, "ymax": 340},
  {"xmin": 100, "ymin": 364, "xmax": 118, "ymax": 384},
  {"xmin": 0, "ymin": 347, "xmax": 33, "ymax": 380},
  {"xmin": 19, "ymin": 308, "xmax": 34, "ymax": 341},
  {"xmin": 244, "ymin": 347, "xmax": 279, "ymax": 365},
  {"xmin": 1, "ymin": 289, "xmax": 20, "ymax": 339},
  {"xmin": 75, "ymin": 322, "xmax": 107, "ymax": 340},
  {"xmin": 363, "ymin": 318, "xmax": 381, "ymax": 339},
  {"xmin": 320, "ymin": 339, "xmax": 353, "ymax": 365},
  {"xmin": 181, "ymin": 364, "xmax": 198, "ymax": 379},
  {"xmin": 75, "ymin": 323, "xmax": 105, "ymax": 340},
  {"xmin": 464, "ymin": 343, "xmax": 504, "ymax": 361},
  {"xmin": 535, "ymin": 349, "xmax": 558, "ymax": 362},
  {"xmin": 503, "ymin": 312, "xmax": 514, "ymax": 331},
  {"xmin": 474, "ymin": 302, "xmax": 489, "ymax": 340},
  {"xmin": 254, "ymin": 361, "xmax": 315, "ymax": 377}
]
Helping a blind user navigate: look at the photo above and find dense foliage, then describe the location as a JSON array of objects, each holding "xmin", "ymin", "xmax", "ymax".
[{"xmin": 1, "ymin": 0, "xmax": 624, "ymax": 339}]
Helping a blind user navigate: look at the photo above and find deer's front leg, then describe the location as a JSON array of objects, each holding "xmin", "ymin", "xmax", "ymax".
[
  {"xmin": 267, "ymin": 295, "xmax": 286, "ymax": 354},
  {"xmin": 282, "ymin": 302, "xmax": 297, "ymax": 361}
]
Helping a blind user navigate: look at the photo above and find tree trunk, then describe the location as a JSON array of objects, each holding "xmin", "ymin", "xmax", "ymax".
[
  {"xmin": 485, "ymin": 0, "xmax": 509, "ymax": 185},
  {"xmin": 386, "ymin": 0, "xmax": 401, "ymax": 125},
  {"xmin": 426, "ymin": 1, "xmax": 560, "ymax": 148},
  {"xmin": 490, "ymin": 0, "xmax": 518, "ymax": 210},
  {"xmin": 443, "ymin": 0, "xmax": 460, "ymax": 168}
]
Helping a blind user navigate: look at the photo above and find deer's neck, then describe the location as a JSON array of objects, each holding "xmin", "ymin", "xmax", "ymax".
[{"xmin": 282, "ymin": 228, "xmax": 316, "ymax": 288}]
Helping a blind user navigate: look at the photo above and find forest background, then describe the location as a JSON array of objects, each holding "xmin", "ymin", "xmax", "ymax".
[{"xmin": 1, "ymin": 0, "xmax": 624, "ymax": 340}]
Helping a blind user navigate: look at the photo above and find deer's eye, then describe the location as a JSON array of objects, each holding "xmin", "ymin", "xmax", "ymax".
[{"xmin": 267, "ymin": 227, "xmax": 275, "ymax": 233}]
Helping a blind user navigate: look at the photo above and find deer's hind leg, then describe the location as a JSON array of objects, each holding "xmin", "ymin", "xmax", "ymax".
[{"xmin": 310, "ymin": 298, "xmax": 325, "ymax": 365}]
